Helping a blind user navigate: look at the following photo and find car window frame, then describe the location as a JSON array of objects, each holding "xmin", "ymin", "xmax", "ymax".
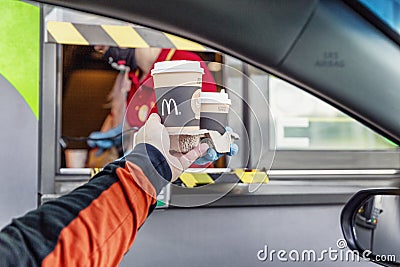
[{"xmin": 37, "ymin": 2, "xmax": 400, "ymax": 207}]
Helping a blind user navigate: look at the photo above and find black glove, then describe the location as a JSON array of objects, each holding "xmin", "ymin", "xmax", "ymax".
[{"xmin": 104, "ymin": 47, "xmax": 137, "ymax": 71}]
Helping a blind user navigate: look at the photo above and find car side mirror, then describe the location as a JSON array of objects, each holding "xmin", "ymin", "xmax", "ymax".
[{"xmin": 341, "ymin": 189, "xmax": 400, "ymax": 267}]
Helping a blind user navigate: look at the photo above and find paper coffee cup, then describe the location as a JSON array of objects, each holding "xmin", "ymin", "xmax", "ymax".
[
  {"xmin": 65, "ymin": 149, "xmax": 87, "ymax": 168},
  {"xmin": 151, "ymin": 60, "xmax": 204, "ymax": 133},
  {"xmin": 200, "ymin": 89, "xmax": 231, "ymax": 134}
]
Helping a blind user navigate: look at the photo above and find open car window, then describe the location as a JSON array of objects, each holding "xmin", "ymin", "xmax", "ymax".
[
  {"xmin": 32, "ymin": 4, "xmax": 400, "ymax": 207},
  {"xmin": 40, "ymin": 6, "xmax": 400, "ymax": 174}
]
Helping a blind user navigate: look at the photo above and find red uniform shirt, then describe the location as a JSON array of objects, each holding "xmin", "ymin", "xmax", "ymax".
[{"xmin": 126, "ymin": 49, "xmax": 216, "ymax": 127}]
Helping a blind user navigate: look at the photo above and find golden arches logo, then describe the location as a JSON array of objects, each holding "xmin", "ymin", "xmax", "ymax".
[{"xmin": 161, "ymin": 98, "xmax": 180, "ymax": 116}]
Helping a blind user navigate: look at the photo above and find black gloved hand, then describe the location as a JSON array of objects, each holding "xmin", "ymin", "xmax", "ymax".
[{"xmin": 104, "ymin": 47, "xmax": 137, "ymax": 71}]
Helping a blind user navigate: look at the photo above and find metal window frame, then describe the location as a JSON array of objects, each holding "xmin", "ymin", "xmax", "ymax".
[{"xmin": 39, "ymin": 42, "xmax": 58, "ymax": 195}]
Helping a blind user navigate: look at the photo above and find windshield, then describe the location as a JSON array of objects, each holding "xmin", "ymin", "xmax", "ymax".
[{"xmin": 359, "ymin": 0, "xmax": 400, "ymax": 36}]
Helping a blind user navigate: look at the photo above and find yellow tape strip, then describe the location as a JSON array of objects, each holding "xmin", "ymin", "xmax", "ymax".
[
  {"xmin": 193, "ymin": 173, "xmax": 215, "ymax": 184},
  {"xmin": 101, "ymin": 25, "xmax": 149, "ymax": 48},
  {"xmin": 90, "ymin": 168, "xmax": 101, "ymax": 178},
  {"xmin": 234, "ymin": 169, "xmax": 269, "ymax": 184},
  {"xmin": 165, "ymin": 48, "xmax": 176, "ymax": 61},
  {"xmin": 179, "ymin": 173, "xmax": 214, "ymax": 188},
  {"xmin": 47, "ymin": 21, "xmax": 89, "ymax": 45},
  {"xmin": 165, "ymin": 33, "xmax": 206, "ymax": 51},
  {"xmin": 179, "ymin": 173, "xmax": 197, "ymax": 188}
]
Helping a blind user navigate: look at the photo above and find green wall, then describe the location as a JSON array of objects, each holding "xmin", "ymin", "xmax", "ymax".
[{"xmin": 0, "ymin": 0, "xmax": 40, "ymax": 119}]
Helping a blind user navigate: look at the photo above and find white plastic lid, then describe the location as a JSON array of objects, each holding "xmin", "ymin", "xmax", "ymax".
[
  {"xmin": 200, "ymin": 89, "xmax": 231, "ymax": 105},
  {"xmin": 151, "ymin": 60, "xmax": 205, "ymax": 75}
]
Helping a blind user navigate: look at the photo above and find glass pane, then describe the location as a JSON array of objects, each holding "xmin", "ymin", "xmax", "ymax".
[
  {"xmin": 359, "ymin": 0, "xmax": 400, "ymax": 36},
  {"xmin": 269, "ymin": 76, "xmax": 397, "ymax": 150}
]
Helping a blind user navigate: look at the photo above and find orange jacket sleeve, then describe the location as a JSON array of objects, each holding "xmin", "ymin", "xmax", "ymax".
[{"xmin": 0, "ymin": 143, "xmax": 171, "ymax": 267}]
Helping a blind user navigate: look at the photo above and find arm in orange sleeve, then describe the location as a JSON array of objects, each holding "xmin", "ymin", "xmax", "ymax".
[{"xmin": 0, "ymin": 143, "xmax": 171, "ymax": 267}]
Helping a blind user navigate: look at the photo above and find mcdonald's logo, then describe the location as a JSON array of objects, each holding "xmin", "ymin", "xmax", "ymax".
[{"xmin": 161, "ymin": 98, "xmax": 180, "ymax": 116}]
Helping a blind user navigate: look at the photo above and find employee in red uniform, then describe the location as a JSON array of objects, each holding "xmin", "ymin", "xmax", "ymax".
[
  {"xmin": 125, "ymin": 47, "xmax": 217, "ymax": 127},
  {"xmin": 89, "ymin": 46, "xmax": 230, "ymax": 164},
  {"xmin": 0, "ymin": 114, "xmax": 208, "ymax": 266},
  {"xmin": 90, "ymin": 46, "xmax": 216, "ymax": 128}
]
